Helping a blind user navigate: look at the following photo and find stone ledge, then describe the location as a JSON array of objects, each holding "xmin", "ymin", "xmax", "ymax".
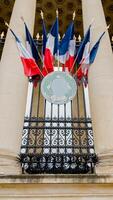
[{"xmin": 0, "ymin": 174, "xmax": 113, "ymax": 184}]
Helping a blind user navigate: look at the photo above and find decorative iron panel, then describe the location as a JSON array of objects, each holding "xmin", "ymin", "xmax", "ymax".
[{"xmin": 20, "ymin": 80, "xmax": 97, "ymax": 174}]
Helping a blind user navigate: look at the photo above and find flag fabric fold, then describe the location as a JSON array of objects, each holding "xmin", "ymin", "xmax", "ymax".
[
  {"xmin": 76, "ymin": 25, "xmax": 91, "ymax": 82},
  {"xmin": 43, "ymin": 16, "xmax": 59, "ymax": 73},
  {"xmin": 59, "ymin": 22, "xmax": 75, "ymax": 70},
  {"xmin": 76, "ymin": 41, "xmax": 90, "ymax": 81},
  {"xmin": 64, "ymin": 25, "xmax": 76, "ymax": 72},
  {"xmin": 90, "ymin": 31, "xmax": 105, "ymax": 64},
  {"xmin": 24, "ymin": 22, "xmax": 39, "ymax": 63},
  {"xmin": 9, "ymin": 28, "xmax": 43, "ymax": 77},
  {"xmin": 76, "ymin": 25, "xmax": 91, "ymax": 66},
  {"xmin": 76, "ymin": 30, "xmax": 105, "ymax": 85}
]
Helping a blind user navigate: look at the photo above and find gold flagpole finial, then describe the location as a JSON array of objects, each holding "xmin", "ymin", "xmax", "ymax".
[
  {"xmin": 4, "ymin": 21, "xmax": 10, "ymax": 28},
  {"xmin": 74, "ymin": 35, "xmax": 76, "ymax": 41},
  {"xmin": 58, "ymin": 33, "xmax": 61, "ymax": 40},
  {"xmin": 78, "ymin": 34, "xmax": 81, "ymax": 42},
  {"xmin": 36, "ymin": 33, "xmax": 40, "ymax": 40},
  {"xmin": 62, "ymin": 34, "xmax": 65, "ymax": 39},
  {"xmin": 73, "ymin": 11, "xmax": 76, "ymax": 20},
  {"xmin": 40, "ymin": 10, "xmax": 44, "ymax": 19},
  {"xmin": 41, "ymin": 34, "xmax": 43, "ymax": 40},
  {"xmin": 56, "ymin": 9, "xmax": 58, "ymax": 17},
  {"xmin": 111, "ymin": 36, "xmax": 113, "ymax": 42},
  {"xmin": 0, "ymin": 31, "xmax": 4, "ymax": 39},
  {"xmin": 106, "ymin": 24, "xmax": 110, "ymax": 30}
]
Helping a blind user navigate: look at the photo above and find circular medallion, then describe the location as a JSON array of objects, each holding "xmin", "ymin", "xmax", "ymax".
[{"xmin": 41, "ymin": 71, "xmax": 77, "ymax": 104}]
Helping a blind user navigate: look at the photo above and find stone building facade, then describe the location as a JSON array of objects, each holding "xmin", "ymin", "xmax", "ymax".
[{"xmin": 0, "ymin": 0, "xmax": 113, "ymax": 199}]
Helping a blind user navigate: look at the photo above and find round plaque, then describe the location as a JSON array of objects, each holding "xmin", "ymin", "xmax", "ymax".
[{"xmin": 41, "ymin": 71, "xmax": 77, "ymax": 104}]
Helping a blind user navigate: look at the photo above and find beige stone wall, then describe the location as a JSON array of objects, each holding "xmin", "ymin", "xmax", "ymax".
[
  {"xmin": 0, "ymin": 175, "xmax": 113, "ymax": 199},
  {"xmin": 82, "ymin": 0, "xmax": 113, "ymax": 175},
  {"xmin": 0, "ymin": 0, "xmax": 36, "ymax": 175},
  {"xmin": 0, "ymin": 180, "xmax": 113, "ymax": 199}
]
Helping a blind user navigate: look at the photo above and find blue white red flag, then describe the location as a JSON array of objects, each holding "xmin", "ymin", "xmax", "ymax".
[
  {"xmin": 75, "ymin": 25, "xmax": 91, "ymax": 82},
  {"xmin": 8, "ymin": 27, "xmax": 43, "ymax": 77},
  {"xmin": 43, "ymin": 15, "xmax": 59, "ymax": 73},
  {"xmin": 90, "ymin": 31, "xmax": 105, "ymax": 64},
  {"xmin": 76, "ymin": 30, "xmax": 106, "ymax": 84},
  {"xmin": 76, "ymin": 24, "xmax": 91, "ymax": 65},
  {"xmin": 59, "ymin": 22, "xmax": 75, "ymax": 66},
  {"xmin": 64, "ymin": 25, "xmax": 76, "ymax": 72},
  {"xmin": 23, "ymin": 21, "xmax": 39, "ymax": 63},
  {"xmin": 77, "ymin": 39, "xmax": 90, "ymax": 80}
]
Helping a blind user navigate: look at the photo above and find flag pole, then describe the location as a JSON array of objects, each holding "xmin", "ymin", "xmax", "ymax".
[
  {"xmin": 5, "ymin": 21, "xmax": 12, "ymax": 31},
  {"xmin": 62, "ymin": 11, "xmax": 76, "ymax": 73},
  {"xmin": 40, "ymin": 10, "xmax": 44, "ymax": 19},
  {"xmin": 40, "ymin": 10, "xmax": 48, "ymax": 75},
  {"xmin": 56, "ymin": 9, "xmax": 60, "ymax": 71},
  {"xmin": 73, "ymin": 11, "xmax": 76, "ymax": 21}
]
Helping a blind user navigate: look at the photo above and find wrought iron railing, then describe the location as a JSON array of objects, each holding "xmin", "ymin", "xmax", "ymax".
[{"xmin": 20, "ymin": 116, "xmax": 97, "ymax": 174}]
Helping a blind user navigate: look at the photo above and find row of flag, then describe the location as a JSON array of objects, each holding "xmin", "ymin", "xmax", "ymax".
[{"xmin": 5, "ymin": 10, "xmax": 108, "ymax": 86}]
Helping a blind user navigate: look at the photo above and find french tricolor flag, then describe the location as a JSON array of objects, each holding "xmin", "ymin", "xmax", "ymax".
[
  {"xmin": 43, "ymin": 15, "xmax": 59, "ymax": 73},
  {"xmin": 76, "ymin": 29, "xmax": 106, "ymax": 85},
  {"xmin": 76, "ymin": 25, "xmax": 91, "ymax": 82},
  {"xmin": 8, "ymin": 27, "xmax": 43, "ymax": 77},
  {"xmin": 89, "ymin": 31, "xmax": 106, "ymax": 64},
  {"xmin": 64, "ymin": 25, "xmax": 76, "ymax": 72},
  {"xmin": 79, "ymin": 40, "xmax": 90, "ymax": 77},
  {"xmin": 76, "ymin": 24, "xmax": 91, "ymax": 66},
  {"xmin": 59, "ymin": 22, "xmax": 76, "ymax": 72},
  {"xmin": 24, "ymin": 21, "xmax": 39, "ymax": 64}
]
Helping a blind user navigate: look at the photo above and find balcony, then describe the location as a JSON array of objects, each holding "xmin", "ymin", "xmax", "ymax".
[
  {"xmin": 19, "ymin": 76, "xmax": 97, "ymax": 174},
  {"xmin": 21, "ymin": 116, "xmax": 97, "ymax": 174}
]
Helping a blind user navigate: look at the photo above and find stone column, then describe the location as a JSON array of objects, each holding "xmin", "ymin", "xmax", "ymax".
[
  {"xmin": 0, "ymin": 0, "xmax": 36, "ymax": 174},
  {"xmin": 82, "ymin": 0, "xmax": 113, "ymax": 174}
]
